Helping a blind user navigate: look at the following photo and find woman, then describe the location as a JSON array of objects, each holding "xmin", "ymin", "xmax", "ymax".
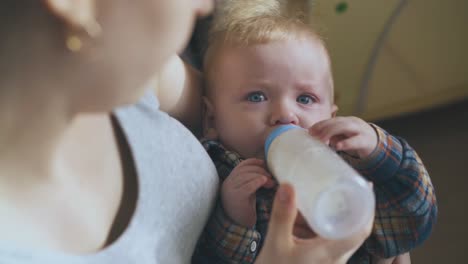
[{"xmin": 0, "ymin": 0, "xmax": 371, "ymax": 263}]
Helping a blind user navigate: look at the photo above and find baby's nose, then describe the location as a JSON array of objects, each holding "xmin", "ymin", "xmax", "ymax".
[{"xmin": 270, "ymin": 106, "xmax": 299, "ymax": 125}]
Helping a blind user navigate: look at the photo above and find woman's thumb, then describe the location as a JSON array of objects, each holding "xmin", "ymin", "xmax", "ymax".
[{"xmin": 266, "ymin": 183, "xmax": 297, "ymax": 248}]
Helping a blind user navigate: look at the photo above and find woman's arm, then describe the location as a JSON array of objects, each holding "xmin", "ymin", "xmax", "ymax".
[{"xmin": 154, "ymin": 55, "xmax": 204, "ymax": 135}]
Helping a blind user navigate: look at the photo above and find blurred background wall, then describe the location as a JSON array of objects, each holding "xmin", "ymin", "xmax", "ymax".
[
  {"xmin": 310, "ymin": 0, "xmax": 468, "ymax": 120},
  {"xmin": 309, "ymin": 1, "xmax": 468, "ymax": 261}
]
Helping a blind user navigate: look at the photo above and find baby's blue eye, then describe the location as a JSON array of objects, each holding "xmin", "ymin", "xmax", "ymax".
[
  {"xmin": 297, "ymin": 95, "xmax": 315, "ymax": 104},
  {"xmin": 247, "ymin": 92, "xmax": 267, "ymax": 102}
]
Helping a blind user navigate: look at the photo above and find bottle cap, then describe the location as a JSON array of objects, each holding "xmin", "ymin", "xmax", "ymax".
[{"xmin": 264, "ymin": 125, "xmax": 301, "ymax": 160}]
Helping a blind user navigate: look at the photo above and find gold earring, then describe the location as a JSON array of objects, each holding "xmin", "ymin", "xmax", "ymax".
[
  {"xmin": 66, "ymin": 35, "xmax": 82, "ymax": 52},
  {"xmin": 66, "ymin": 18, "xmax": 101, "ymax": 53}
]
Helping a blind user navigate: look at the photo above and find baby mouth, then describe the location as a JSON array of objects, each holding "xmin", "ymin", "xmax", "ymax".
[{"xmin": 255, "ymin": 149, "xmax": 266, "ymax": 160}]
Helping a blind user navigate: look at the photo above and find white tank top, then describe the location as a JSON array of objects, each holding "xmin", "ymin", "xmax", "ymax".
[{"xmin": 0, "ymin": 92, "xmax": 219, "ymax": 264}]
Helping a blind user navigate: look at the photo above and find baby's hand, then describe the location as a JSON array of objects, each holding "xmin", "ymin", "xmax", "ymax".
[
  {"xmin": 309, "ymin": 117, "xmax": 378, "ymax": 159},
  {"xmin": 221, "ymin": 158, "xmax": 276, "ymax": 227}
]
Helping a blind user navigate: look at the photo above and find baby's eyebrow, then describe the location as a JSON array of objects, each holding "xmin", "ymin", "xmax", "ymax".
[{"xmin": 295, "ymin": 83, "xmax": 318, "ymax": 92}]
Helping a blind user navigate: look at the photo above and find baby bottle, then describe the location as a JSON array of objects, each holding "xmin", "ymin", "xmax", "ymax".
[{"xmin": 264, "ymin": 125, "xmax": 375, "ymax": 240}]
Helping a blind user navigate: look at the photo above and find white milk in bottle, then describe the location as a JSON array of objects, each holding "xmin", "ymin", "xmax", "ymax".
[{"xmin": 264, "ymin": 125, "xmax": 375, "ymax": 239}]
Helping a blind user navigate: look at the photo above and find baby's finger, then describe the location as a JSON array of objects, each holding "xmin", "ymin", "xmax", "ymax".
[
  {"xmin": 239, "ymin": 174, "xmax": 270, "ymax": 194},
  {"xmin": 334, "ymin": 136, "xmax": 365, "ymax": 152},
  {"xmin": 263, "ymin": 177, "xmax": 277, "ymax": 189},
  {"xmin": 315, "ymin": 120, "xmax": 359, "ymax": 142},
  {"xmin": 234, "ymin": 163, "xmax": 269, "ymax": 175},
  {"xmin": 329, "ymin": 134, "xmax": 348, "ymax": 150},
  {"xmin": 230, "ymin": 170, "xmax": 268, "ymax": 188},
  {"xmin": 236, "ymin": 158, "xmax": 265, "ymax": 168},
  {"xmin": 335, "ymin": 136, "xmax": 366, "ymax": 154},
  {"xmin": 309, "ymin": 119, "xmax": 334, "ymax": 136},
  {"xmin": 231, "ymin": 166, "xmax": 272, "ymax": 186}
]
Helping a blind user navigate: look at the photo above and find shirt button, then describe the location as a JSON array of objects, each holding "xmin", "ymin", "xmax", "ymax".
[{"xmin": 250, "ymin": 241, "xmax": 257, "ymax": 252}]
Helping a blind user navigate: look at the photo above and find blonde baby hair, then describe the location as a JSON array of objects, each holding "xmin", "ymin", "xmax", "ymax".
[{"xmin": 203, "ymin": 0, "xmax": 335, "ymax": 100}]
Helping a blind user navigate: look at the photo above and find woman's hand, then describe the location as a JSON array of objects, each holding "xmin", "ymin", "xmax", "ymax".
[{"xmin": 255, "ymin": 183, "xmax": 374, "ymax": 264}]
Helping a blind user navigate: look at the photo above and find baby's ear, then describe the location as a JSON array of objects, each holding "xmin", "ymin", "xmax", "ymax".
[
  {"xmin": 202, "ymin": 97, "xmax": 218, "ymax": 140},
  {"xmin": 331, "ymin": 104, "xmax": 339, "ymax": 117}
]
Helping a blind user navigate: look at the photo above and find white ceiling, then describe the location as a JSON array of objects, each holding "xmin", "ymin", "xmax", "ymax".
[{"xmin": 311, "ymin": 0, "xmax": 468, "ymax": 120}]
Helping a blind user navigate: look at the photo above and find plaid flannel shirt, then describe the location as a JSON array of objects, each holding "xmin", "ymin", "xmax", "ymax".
[{"xmin": 192, "ymin": 124, "xmax": 437, "ymax": 264}]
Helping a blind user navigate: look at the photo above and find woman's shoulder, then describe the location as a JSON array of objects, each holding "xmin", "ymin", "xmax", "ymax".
[
  {"xmin": 113, "ymin": 90, "xmax": 219, "ymax": 262},
  {"xmin": 114, "ymin": 90, "xmax": 217, "ymax": 185}
]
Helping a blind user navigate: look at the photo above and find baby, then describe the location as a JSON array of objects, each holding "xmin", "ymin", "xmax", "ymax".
[{"xmin": 192, "ymin": 1, "xmax": 436, "ymax": 263}]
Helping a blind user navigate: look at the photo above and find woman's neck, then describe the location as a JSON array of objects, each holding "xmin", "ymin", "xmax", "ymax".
[
  {"xmin": 0, "ymin": 84, "xmax": 73, "ymax": 187},
  {"xmin": 0, "ymin": 74, "xmax": 119, "ymax": 197}
]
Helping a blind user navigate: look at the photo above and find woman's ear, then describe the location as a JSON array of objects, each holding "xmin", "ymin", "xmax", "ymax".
[
  {"xmin": 202, "ymin": 97, "xmax": 218, "ymax": 140},
  {"xmin": 44, "ymin": 0, "xmax": 101, "ymax": 37}
]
